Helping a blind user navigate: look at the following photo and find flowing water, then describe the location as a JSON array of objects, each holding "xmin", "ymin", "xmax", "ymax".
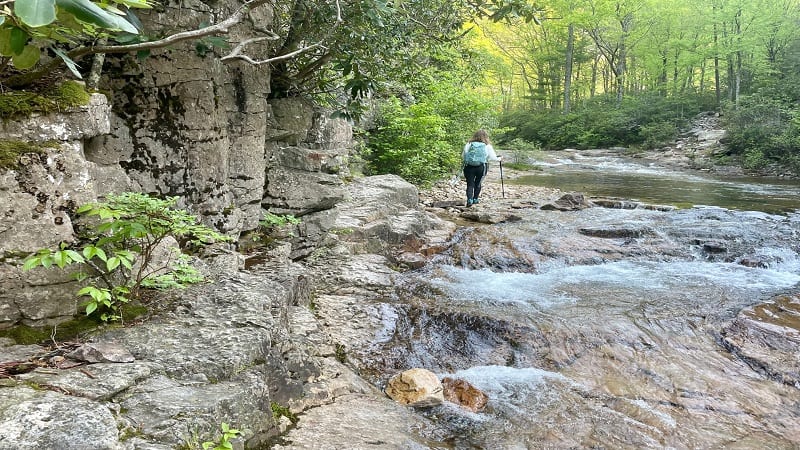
[
  {"xmin": 514, "ymin": 150, "xmax": 800, "ymax": 214},
  {"xmin": 366, "ymin": 152, "xmax": 800, "ymax": 448}
]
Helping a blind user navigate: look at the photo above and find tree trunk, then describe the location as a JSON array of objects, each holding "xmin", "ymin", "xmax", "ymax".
[
  {"xmin": 699, "ymin": 59, "xmax": 706, "ymax": 94},
  {"xmin": 659, "ymin": 51, "xmax": 668, "ymax": 96},
  {"xmin": 563, "ymin": 23, "xmax": 574, "ymax": 114},
  {"xmin": 713, "ymin": 13, "xmax": 721, "ymax": 107}
]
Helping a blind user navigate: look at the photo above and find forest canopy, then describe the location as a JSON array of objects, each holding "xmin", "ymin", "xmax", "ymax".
[{"xmin": 2, "ymin": 0, "xmax": 800, "ymax": 180}]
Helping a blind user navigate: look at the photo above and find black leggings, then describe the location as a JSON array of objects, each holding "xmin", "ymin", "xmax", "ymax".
[{"xmin": 464, "ymin": 163, "xmax": 487, "ymax": 200}]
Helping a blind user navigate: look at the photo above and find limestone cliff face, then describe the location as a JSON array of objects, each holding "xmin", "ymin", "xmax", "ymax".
[
  {"xmin": 0, "ymin": 95, "xmax": 111, "ymax": 328},
  {"xmin": 0, "ymin": 0, "xmax": 354, "ymax": 329},
  {"xmin": 91, "ymin": 0, "xmax": 352, "ymax": 233}
]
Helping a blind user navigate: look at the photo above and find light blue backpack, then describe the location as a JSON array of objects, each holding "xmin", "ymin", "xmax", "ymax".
[{"xmin": 464, "ymin": 142, "xmax": 488, "ymax": 166}]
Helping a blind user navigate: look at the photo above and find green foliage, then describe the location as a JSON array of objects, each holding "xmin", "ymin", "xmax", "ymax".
[
  {"xmin": 270, "ymin": 402, "xmax": 298, "ymax": 424},
  {"xmin": 139, "ymin": 254, "xmax": 204, "ymax": 290},
  {"xmin": 365, "ymin": 80, "xmax": 500, "ymax": 186},
  {"xmin": 497, "ymin": 138, "xmax": 541, "ymax": 170},
  {"xmin": 0, "ymin": 0, "xmax": 150, "ymax": 76},
  {"xmin": 501, "ymin": 93, "xmax": 715, "ymax": 150},
  {"xmin": 366, "ymin": 98, "xmax": 455, "ymax": 185},
  {"xmin": 270, "ymin": 0, "xmax": 529, "ymax": 118},
  {"xmin": 722, "ymin": 92, "xmax": 800, "ymax": 174},
  {"xmin": 201, "ymin": 423, "xmax": 241, "ymax": 450},
  {"xmin": 639, "ymin": 121, "xmax": 679, "ymax": 150},
  {"xmin": 259, "ymin": 212, "xmax": 300, "ymax": 230},
  {"xmin": 0, "ymin": 139, "xmax": 57, "ymax": 169},
  {"xmin": 0, "ymin": 81, "xmax": 91, "ymax": 121},
  {"xmin": 723, "ymin": 33, "xmax": 800, "ymax": 175},
  {"xmin": 22, "ymin": 192, "xmax": 230, "ymax": 321}
]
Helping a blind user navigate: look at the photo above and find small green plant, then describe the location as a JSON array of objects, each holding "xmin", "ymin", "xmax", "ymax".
[
  {"xmin": 201, "ymin": 423, "xmax": 241, "ymax": 450},
  {"xmin": 504, "ymin": 138, "xmax": 542, "ymax": 165},
  {"xmin": 259, "ymin": 212, "xmax": 301, "ymax": 230},
  {"xmin": 0, "ymin": 139, "xmax": 58, "ymax": 169},
  {"xmin": 22, "ymin": 192, "xmax": 230, "ymax": 321},
  {"xmin": 139, "ymin": 254, "xmax": 204, "ymax": 290},
  {"xmin": 270, "ymin": 402, "xmax": 298, "ymax": 424},
  {"xmin": 334, "ymin": 343, "xmax": 347, "ymax": 363},
  {"xmin": 329, "ymin": 227, "xmax": 354, "ymax": 235}
]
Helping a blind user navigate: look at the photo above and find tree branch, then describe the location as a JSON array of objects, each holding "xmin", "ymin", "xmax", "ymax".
[
  {"xmin": 220, "ymin": 0, "xmax": 342, "ymax": 66},
  {"xmin": 4, "ymin": 0, "xmax": 271, "ymax": 87},
  {"xmin": 81, "ymin": 0, "xmax": 272, "ymax": 56}
]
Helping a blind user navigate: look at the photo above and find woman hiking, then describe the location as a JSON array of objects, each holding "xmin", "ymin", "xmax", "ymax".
[{"xmin": 462, "ymin": 129, "xmax": 501, "ymax": 207}]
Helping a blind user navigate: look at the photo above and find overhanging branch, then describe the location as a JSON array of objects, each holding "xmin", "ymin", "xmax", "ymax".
[
  {"xmin": 4, "ymin": 0, "xmax": 271, "ymax": 87},
  {"xmin": 220, "ymin": 0, "xmax": 342, "ymax": 66}
]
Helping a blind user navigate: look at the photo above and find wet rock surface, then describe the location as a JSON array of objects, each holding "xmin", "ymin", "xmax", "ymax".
[
  {"xmin": 0, "ymin": 175, "xmax": 463, "ymax": 449},
  {"xmin": 3, "ymin": 116, "xmax": 800, "ymax": 449},
  {"xmin": 722, "ymin": 293, "xmax": 800, "ymax": 386}
]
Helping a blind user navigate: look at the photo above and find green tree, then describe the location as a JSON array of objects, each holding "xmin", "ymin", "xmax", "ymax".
[{"xmin": 366, "ymin": 78, "xmax": 499, "ymax": 186}]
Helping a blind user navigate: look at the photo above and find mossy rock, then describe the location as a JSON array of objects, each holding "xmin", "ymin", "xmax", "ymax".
[
  {"xmin": 0, "ymin": 139, "xmax": 59, "ymax": 170},
  {"xmin": 0, "ymin": 303, "xmax": 148, "ymax": 345},
  {"xmin": 0, "ymin": 316, "xmax": 102, "ymax": 345},
  {"xmin": 0, "ymin": 80, "xmax": 91, "ymax": 121}
]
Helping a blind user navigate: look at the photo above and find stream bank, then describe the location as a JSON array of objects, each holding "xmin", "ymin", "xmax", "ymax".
[{"xmin": 3, "ymin": 108, "xmax": 800, "ymax": 448}]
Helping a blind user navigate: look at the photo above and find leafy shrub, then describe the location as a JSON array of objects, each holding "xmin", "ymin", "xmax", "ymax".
[
  {"xmin": 22, "ymin": 192, "xmax": 230, "ymax": 321},
  {"xmin": 365, "ymin": 80, "xmax": 499, "ymax": 186},
  {"xmin": 723, "ymin": 95, "xmax": 799, "ymax": 172},
  {"xmin": 260, "ymin": 212, "xmax": 300, "ymax": 230},
  {"xmin": 366, "ymin": 98, "xmax": 459, "ymax": 186},
  {"xmin": 742, "ymin": 148, "xmax": 769, "ymax": 170},
  {"xmin": 639, "ymin": 121, "xmax": 679, "ymax": 150},
  {"xmin": 500, "ymin": 92, "xmax": 714, "ymax": 150},
  {"xmin": 502, "ymin": 138, "xmax": 542, "ymax": 166}
]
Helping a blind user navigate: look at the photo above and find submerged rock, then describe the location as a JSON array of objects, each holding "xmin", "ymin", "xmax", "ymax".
[
  {"xmin": 540, "ymin": 192, "xmax": 592, "ymax": 211},
  {"xmin": 441, "ymin": 377, "xmax": 489, "ymax": 412}
]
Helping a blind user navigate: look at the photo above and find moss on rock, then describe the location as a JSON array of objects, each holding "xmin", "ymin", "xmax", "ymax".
[
  {"xmin": 0, "ymin": 316, "xmax": 101, "ymax": 345},
  {"xmin": 0, "ymin": 139, "xmax": 58, "ymax": 170},
  {"xmin": 0, "ymin": 80, "xmax": 91, "ymax": 121}
]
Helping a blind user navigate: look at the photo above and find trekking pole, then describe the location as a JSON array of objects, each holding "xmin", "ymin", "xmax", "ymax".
[{"xmin": 499, "ymin": 159, "xmax": 505, "ymax": 199}]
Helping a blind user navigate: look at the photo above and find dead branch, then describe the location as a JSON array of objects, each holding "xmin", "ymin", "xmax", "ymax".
[{"xmin": 220, "ymin": 0, "xmax": 342, "ymax": 65}]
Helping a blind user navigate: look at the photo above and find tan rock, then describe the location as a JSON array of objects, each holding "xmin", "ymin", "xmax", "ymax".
[
  {"xmin": 384, "ymin": 368, "xmax": 444, "ymax": 407},
  {"xmin": 442, "ymin": 377, "xmax": 489, "ymax": 412}
]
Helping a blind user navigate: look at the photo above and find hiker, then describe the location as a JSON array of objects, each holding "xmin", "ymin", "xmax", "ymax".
[{"xmin": 462, "ymin": 129, "xmax": 501, "ymax": 207}]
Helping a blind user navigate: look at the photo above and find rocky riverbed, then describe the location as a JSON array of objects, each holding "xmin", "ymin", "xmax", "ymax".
[{"xmin": 2, "ymin": 114, "xmax": 799, "ymax": 448}]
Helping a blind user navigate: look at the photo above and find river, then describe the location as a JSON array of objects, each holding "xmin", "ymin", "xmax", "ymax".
[
  {"xmin": 363, "ymin": 151, "xmax": 800, "ymax": 448},
  {"xmin": 514, "ymin": 149, "xmax": 800, "ymax": 214}
]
